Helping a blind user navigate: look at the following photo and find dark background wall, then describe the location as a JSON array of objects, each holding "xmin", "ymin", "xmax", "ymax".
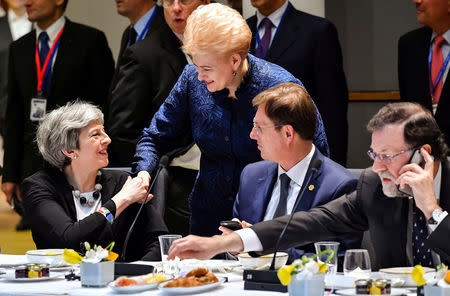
[{"xmin": 325, "ymin": 0, "xmax": 421, "ymax": 168}]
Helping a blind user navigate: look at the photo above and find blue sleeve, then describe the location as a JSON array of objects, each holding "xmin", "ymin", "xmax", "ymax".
[{"xmin": 132, "ymin": 66, "xmax": 192, "ymax": 174}]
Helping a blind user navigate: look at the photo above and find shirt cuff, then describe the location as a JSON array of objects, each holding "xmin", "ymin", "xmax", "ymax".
[
  {"xmin": 428, "ymin": 211, "xmax": 448, "ymax": 233},
  {"xmin": 235, "ymin": 228, "xmax": 263, "ymax": 252}
]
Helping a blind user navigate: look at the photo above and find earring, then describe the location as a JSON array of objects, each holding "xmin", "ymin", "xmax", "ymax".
[
  {"xmin": 73, "ymin": 155, "xmax": 78, "ymax": 160},
  {"xmin": 232, "ymin": 71, "xmax": 237, "ymax": 76}
]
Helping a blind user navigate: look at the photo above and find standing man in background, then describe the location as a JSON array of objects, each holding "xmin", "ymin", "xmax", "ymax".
[
  {"xmin": 247, "ymin": 0, "xmax": 349, "ymax": 166},
  {"xmin": 0, "ymin": 0, "xmax": 32, "ymax": 175},
  {"xmin": 398, "ymin": 0, "xmax": 450, "ymax": 147},
  {"xmin": 1, "ymin": 0, "xmax": 114, "ymax": 230},
  {"xmin": 109, "ymin": 0, "xmax": 162, "ymax": 102}
]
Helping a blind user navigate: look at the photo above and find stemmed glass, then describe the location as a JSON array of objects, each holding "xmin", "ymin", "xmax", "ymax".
[{"xmin": 343, "ymin": 249, "xmax": 371, "ymax": 279}]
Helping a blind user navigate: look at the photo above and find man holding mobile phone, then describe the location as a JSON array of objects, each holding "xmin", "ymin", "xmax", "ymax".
[{"xmin": 168, "ymin": 102, "xmax": 450, "ymax": 270}]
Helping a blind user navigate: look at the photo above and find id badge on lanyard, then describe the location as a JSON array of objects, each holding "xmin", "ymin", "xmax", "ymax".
[{"xmin": 31, "ymin": 26, "xmax": 64, "ymax": 122}]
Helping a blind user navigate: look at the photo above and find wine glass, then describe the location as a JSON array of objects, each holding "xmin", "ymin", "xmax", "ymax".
[{"xmin": 343, "ymin": 249, "xmax": 371, "ymax": 279}]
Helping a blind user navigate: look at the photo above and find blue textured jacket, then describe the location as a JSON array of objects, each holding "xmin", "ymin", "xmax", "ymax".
[{"xmin": 133, "ymin": 54, "xmax": 329, "ymax": 236}]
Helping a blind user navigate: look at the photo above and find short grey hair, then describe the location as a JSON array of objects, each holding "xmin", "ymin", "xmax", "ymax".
[{"xmin": 36, "ymin": 101, "xmax": 104, "ymax": 169}]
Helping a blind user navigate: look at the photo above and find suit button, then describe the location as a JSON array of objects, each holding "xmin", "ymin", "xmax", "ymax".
[{"xmin": 224, "ymin": 136, "xmax": 230, "ymax": 142}]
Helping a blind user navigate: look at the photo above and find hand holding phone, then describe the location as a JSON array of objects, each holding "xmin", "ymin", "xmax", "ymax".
[
  {"xmin": 220, "ymin": 220, "xmax": 243, "ymax": 231},
  {"xmin": 397, "ymin": 149, "xmax": 425, "ymax": 196}
]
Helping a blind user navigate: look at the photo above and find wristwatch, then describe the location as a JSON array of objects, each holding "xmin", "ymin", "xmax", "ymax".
[{"xmin": 428, "ymin": 209, "xmax": 448, "ymax": 224}]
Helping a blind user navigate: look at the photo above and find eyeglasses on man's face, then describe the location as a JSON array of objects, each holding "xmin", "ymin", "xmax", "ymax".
[
  {"xmin": 367, "ymin": 147, "xmax": 415, "ymax": 165},
  {"xmin": 252, "ymin": 123, "xmax": 284, "ymax": 135},
  {"xmin": 162, "ymin": 0, "xmax": 197, "ymax": 8}
]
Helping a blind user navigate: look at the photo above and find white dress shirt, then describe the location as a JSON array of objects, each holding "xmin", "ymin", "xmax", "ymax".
[
  {"xmin": 255, "ymin": 0, "xmax": 289, "ymax": 48},
  {"xmin": 431, "ymin": 29, "xmax": 450, "ymax": 114},
  {"xmin": 8, "ymin": 9, "xmax": 32, "ymax": 41}
]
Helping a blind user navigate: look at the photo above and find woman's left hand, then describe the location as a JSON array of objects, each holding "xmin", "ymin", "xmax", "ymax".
[{"xmin": 136, "ymin": 170, "xmax": 151, "ymax": 190}]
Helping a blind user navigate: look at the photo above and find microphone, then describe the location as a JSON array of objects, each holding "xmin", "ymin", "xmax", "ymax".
[
  {"xmin": 120, "ymin": 156, "xmax": 169, "ymax": 261},
  {"xmin": 269, "ymin": 158, "xmax": 322, "ymax": 270}
]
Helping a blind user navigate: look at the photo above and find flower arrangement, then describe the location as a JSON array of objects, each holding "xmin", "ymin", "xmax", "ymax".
[
  {"xmin": 412, "ymin": 263, "xmax": 450, "ymax": 288},
  {"xmin": 62, "ymin": 241, "xmax": 118, "ymax": 264},
  {"xmin": 277, "ymin": 249, "xmax": 334, "ymax": 286}
]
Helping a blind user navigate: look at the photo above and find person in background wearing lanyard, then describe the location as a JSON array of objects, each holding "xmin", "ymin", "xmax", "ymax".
[
  {"xmin": 107, "ymin": 0, "xmax": 209, "ymax": 236},
  {"xmin": 109, "ymin": 0, "xmax": 161, "ymax": 104},
  {"xmin": 1, "ymin": 0, "xmax": 114, "ymax": 231},
  {"xmin": 246, "ymin": 0, "xmax": 349, "ymax": 167},
  {"xmin": 398, "ymin": 0, "xmax": 450, "ymax": 148},
  {"xmin": 0, "ymin": 0, "xmax": 32, "ymax": 177}
]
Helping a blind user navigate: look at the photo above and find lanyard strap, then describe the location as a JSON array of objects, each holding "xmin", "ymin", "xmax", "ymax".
[
  {"xmin": 35, "ymin": 26, "xmax": 65, "ymax": 94},
  {"xmin": 428, "ymin": 39, "xmax": 450, "ymax": 95},
  {"xmin": 136, "ymin": 6, "xmax": 158, "ymax": 43},
  {"xmin": 255, "ymin": 3, "xmax": 291, "ymax": 59}
]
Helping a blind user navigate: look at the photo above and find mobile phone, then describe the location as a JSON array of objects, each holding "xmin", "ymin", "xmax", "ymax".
[
  {"xmin": 397, "ymin": 149, "xmax": 425, "ymax": 196},
  {"xmin": 220, "ymin": 220, "xmax": 243, "ymax": 231}
]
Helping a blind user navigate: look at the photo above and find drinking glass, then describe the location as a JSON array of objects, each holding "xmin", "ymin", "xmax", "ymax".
[
  {"xmin": 158, "ymin": 234, "xmax": 182, "ymax": 275},
  {"xmin": 343, "ymin": 249, "xmax": 371, "ymax": 279},
  {"xmin": 314, "ymin": 241, "xmax": 339, "ymax": 289}
]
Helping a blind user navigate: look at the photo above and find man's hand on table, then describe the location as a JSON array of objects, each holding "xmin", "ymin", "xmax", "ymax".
[{"xmin": 168, "ymin": 232, "xmax": 245, "ymax": 260}]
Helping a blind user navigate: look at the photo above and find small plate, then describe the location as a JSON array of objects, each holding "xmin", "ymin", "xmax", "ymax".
[
  {"xmin": 0, "ymin": 270, "xmax": 65, "ymax": 282},
  {"xmin": 108, "ymin": 279, "xmax": 170, "ymax": 294},
  {"xmin": 336, "ymin": 288, "xmax": 410, "ymax": 295},
  {"xmin": 177, "ymin": 260, "xmax": 242, "ymax": 273},
  {"xmin": 158, "ymin": 277, "xmax": 226, "ymax": 295},
  {"xmin": 26, "ymin": 249, "xmax": 70, "ymax": 267}
]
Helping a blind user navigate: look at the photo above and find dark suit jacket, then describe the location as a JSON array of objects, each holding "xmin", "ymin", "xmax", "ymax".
[
  {"xmin": 247, "ymin": 2, "xmax": 349, "ymax": 165},
  {"xmin": 109, "ymin": 6, "xmax": 164, "ymax": 97},
  {"xmin": 252, "ymin": 159, "xmax": 450, "ymax": 270},
  {"xmin": 3, "ymin": 18, "xmax": 114, "ymax": 183},
  {"xmin": 0, "ymin": 15, "xmax": 12, "ymax": 132},
  {"xmin": 398, "ymin": 26, "xmax": 450, "ymax": 146},
  {"xmin": 234, "ymin": 149, "xmax": 359, "ymax": 261},
  {"xmin": 21, "ymin": 168, "xmax": 168, "ymax": 262},
  {"xmin": 107, "ymin": 20, "xmax": 187, "ymax": 167}
]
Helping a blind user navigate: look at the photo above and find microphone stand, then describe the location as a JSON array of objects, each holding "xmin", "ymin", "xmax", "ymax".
[{"xmin": 120, "ymin": 156, "xmax": 169, "ymax": 261}]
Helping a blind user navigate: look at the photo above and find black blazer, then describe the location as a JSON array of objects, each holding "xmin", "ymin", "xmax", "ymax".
[
  {"xmin": 109, "ymin": 6, "xmax": 165, "ymax": 97},
  {"xmin": 3, "ymin": 18, "xmax": 114, "ymax": 183},
  {"xmin": 252, "ymin": 159, "xmax": 450, "ymax": 270},
  {"xmin": 247, "ymin": 2, "xmax": 349, "ymax": 165},
  {"xmin": 21, "ymin": 168, "xmax": 168, "ymax": 262},
  {"xmin": 398, "ymin": 26, "xmax": 450, "ymax": 146},
  {"xmin": 0, "ymin": 15, "xmax": 12, "ymax": 132},
  {"xmin": 107, "ymin": 20, "xmax": 187, "ymax": 167}
]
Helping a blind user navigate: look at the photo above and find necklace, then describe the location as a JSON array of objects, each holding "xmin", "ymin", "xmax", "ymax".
[{"xmin": 72, "ymin": 170, "xmax": 102, "ymax": 207}]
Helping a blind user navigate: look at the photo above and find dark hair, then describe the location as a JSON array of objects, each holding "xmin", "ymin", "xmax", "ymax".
[
  {"xmin": 367, "ymin": 102, "xmax": 449, "ymax": 161},
  {"xmin": 252, "ymin": 82, "xmax": 317, "ymax": 141},
  {"xmin": 62, "ymin": 0, "xmax": 69, "ymax": 11}
]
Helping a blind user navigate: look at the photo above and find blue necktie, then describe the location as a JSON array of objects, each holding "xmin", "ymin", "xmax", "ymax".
[
  {"xmin": 412, "ymin": 203, "xmax": 434, "ymax": 267},
  {"xmin": 38, "ymin": 32, "xmax": 49, "ymax": 67},
  {"xmin": 273, "ymin": 173, "xmax": 290, "ymax": 218}
]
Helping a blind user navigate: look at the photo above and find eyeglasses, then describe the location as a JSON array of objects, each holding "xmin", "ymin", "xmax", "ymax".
[
  {"xmin": 162, "ymin": 0, "xmax": 196, "ymax": 8},
  {"xmin": 367, "ymin": 148, "xmax": 415, "ymax": 165},
  {"xmin": 252, "ymin": 123, "xmax": 284, "ymax": 135}
]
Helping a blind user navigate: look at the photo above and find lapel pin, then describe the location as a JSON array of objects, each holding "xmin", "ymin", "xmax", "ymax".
[{"xmin": 308, "ymin": 185, "xmax": 315, "ymax": 191}]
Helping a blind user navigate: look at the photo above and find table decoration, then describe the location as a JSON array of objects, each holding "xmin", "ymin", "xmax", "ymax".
[
  {"xmin": 413, "ymin": 263, "xmax": 450, "ymax": 296},
  {"xmin": 62, "ymin": 241, "xmax": 118, "ymax": 287},
  {"xmin": 277, "ymin": 249, "xmax": 333, "ymax": 296}
]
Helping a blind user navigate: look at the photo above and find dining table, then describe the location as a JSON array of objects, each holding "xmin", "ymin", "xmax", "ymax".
[{"xmin": 0, "ymin": 254, "xmax": 420, "ymax": 295}]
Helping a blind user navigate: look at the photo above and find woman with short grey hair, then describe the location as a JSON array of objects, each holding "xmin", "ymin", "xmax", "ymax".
[{"xmin": 22, "ymin": 101, "xmax": 168, "ymax": 261}]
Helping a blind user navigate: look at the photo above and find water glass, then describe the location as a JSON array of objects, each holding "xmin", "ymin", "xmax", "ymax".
[
  {"xmin": 158, "ymin": 234, "xmax": 181, "ymax": 275},
  {"xmin": 343, "ymin": 249, "xmax": 371, "ymax": 279},
  {"xmin": 314, "ymin": 241, "xmax": 339, "ymax": 288}
]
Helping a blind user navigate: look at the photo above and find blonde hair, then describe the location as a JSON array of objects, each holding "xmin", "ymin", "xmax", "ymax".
[{"xmin": 183, "ymin": 3, "xmax": 252, "ymax": 58}]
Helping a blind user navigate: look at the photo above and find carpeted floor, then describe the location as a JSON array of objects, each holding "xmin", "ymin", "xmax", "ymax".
[{"xmin": 0, "ymin": 177, "xmax": 36, "ymax": 254}]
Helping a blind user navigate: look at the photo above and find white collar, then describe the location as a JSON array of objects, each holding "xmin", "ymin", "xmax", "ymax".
[
  {"xmin": 256, "ymin": 0, "xmax": 289, "ymax": 29},
  {"xmin": 35, "ymin": 15, "xmax": 66, "ymax": 42},
  {"xmin": 431, "ymin": 28, "xmax": 450, "ymax": 44},
  {"xmin": 277, "ymin": 144, "xmax": 315, "ymax": 186}
]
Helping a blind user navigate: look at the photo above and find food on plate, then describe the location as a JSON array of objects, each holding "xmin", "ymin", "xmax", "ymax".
[
  {"xmin": 114, "ymin": 273, "xmax": 167, "ymax": 286},
  {"xmin": 15, "ymin": 264, "xmax": 50, "ymax": 279},
  {"xmin": 163, "ymin": 267, "xmax": 218, "ymax": 288},
  {"xmin": 355, "ymin": 279, "xmax": 391, "ymax": 295}
]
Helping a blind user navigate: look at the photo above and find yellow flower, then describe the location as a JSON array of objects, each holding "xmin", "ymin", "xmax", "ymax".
[
  {"xmin": 317, "ymin": 262, "xmax": 328, "ymax": 273},
  {"xmin": 106, "ymin": 251, "xmax": 119, "ymax": 261},
  {"xmin": 62, "ymin": 248, "xmax": 83, "ymax": 265},
  {"xmin": 278, "ymin": 264, "xmax": 296, "ymax": 286},
  {"xmin": 412, "ymin": 265, "xmax": 427, "ymax": 286}
]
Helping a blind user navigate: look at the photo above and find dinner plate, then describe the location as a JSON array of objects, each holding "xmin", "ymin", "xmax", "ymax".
[
  {"xmin": 380, "ymin": 267, "xmax": 435, "ymax": 287},
  {"xmin": 158, "ymin": 277, "xmax": 226, "ymax": 295},
  {"xmin": 0, "ymin": 270, "xmax": 65, "ymax": 282},
  {"xmin": 335, "ymin": 288, "xmax": 410, "ymax": 295}
]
